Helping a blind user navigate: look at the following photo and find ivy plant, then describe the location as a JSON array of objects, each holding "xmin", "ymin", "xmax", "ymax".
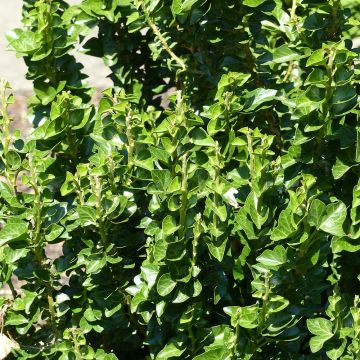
[{"xmin": 0, "ymin": 0, "xmax": 360, "ymax": 359}]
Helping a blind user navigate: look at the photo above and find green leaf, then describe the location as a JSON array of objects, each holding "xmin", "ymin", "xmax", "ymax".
[
  {"xmin": 190, "ymin": 128, "xmax": 216, "ymax": 147},
  {"xmin": 306, "ymin": 49, "xmax": 326, "ymax": 67},
  {"xmin": 223, "ymin": 305, "xmax": 259, "ymax": 329},
  {"xmin": 172, "ymin": 0, "xmax": 202, "ymax": 15},
  {"xmin": 243, "ymin": 0, "xmax": 267, "ymax": 7},
  {"xmin": 162, "ymin": 215, "xmax": 179, "ymax": 235},
  {"xmin": 141, "ymin": 262, "xmax": 159, "ymax": 289},
  {"xmin": 307, "ymin": 318, "xmax": 333, "ymax": 337},
  {"xmin": 331, "ymin": 85, "xmax": 357, "ymax": 115},
  {"xmin": 243, "ymin": 89, "xmax": 277, "ymax": 111},
  {"xmin": 149, "ymin": 170, "xmax": 172, "ymax": 194},
  {"xmin": 86, "ymin": 255, "xmax": 107, "ymax": 274},
  {"xmin": 307, "ymin": 318, "xmax": 333, "ymax": 353},
  {"xmin": 0, "ymin": 220, "xmax": 28, "ymax": 246},
  {"xmin": 332, "ymin": 157, "xmax": 351, "ymax": 180},
  {"xmin": 60, "ymin": 172, "xmax": 75, "ymax": 196},
  {"xmin": 308, "ymin": 200, "xmax": 346, "ymax": 236},
  {"xmin": 206, "ymin": 237, "xmax": 227, "ymax": 262},
  {"xmin": 156, "ymin": 341, "xmax": 185, "ymax": 360},
  {"xmin": 77, "ymin": 206, "xmax": 97, "ymax": 226},
  {"xmin": 319, "ymin": 202, "xmax": 347, "ymax": 237},
  {"xmin": 5, "ymin": 150, "xmax": 21, "ymax": 171},
  {"xmin": 181, "ymin": 0, "xmax": 201, "ymax": 12},
  {"xmin": 308, "ymin": 199, "xmax": 326, "ymax": 228},
  {"xmin": 326, "ymin": 340, "xmax": 346, "ymax": 360},
  {"xmin": 34, "ymin": 81, "xmax": 66, "ymax": 106},
  {"xmin": 193, "ymin": 348, "xmax": 229, "ymax": 360},
  {"xmin": 256, "ymin": 245, "xmax": 287, "ymax": 267},
  {"xmin": 157, "ymin": 273, "xmax": 177, "ymax": 297},
  {"xmin": 7, "ymin": 29, "xmax": 41, "ymax": 54},
  {"xmin": 84, "ymin": 308, "xmax": 102, "ymax": 322},
  {"xmin": 271, "ymin": 208, "xmax": 297, "ymax": 241},
  {"xmin": 268, "ymin": 295, "xmax": 289, "ymax": 313},
  {"xmin": 244, "ymin": 191, "xmax": 269, "ymax": 230},
  {"xmin": 266, "ymin": 45, "xmax": 298, "ymax": 64},
  {"xmin": 5, "ymin": 312, "xmax": 28, "ymax": 326},
  {"xmin": 332, "ymin": 237, "xmax": 360, "ymax": 253}
]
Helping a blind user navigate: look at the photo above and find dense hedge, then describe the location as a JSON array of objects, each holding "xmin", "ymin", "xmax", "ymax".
[{"xmin": 0, "ymin": 0, "xmax": 360, "ymax": 359}]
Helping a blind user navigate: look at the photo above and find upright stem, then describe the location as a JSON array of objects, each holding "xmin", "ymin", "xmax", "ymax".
[
  {"xmin": 0, "ymin": 85, "xmax": 10, "ymax": 156},
  {"xmin": 329, "ymin": 0, "xmax": 341, "ymax": 38},
  {"xmin": 46, "ymin": 284, "xmax": 58, "ymax": 336},
  {"xmin": 188, "ymin": 322, "xmax": 196, "ymax": 355},
  {"xmin": 66, "ymin": 129, "xmax": 79, "ymax": 164},
  {"xmin": 142, "ymin": 7, "xmax": 186, "ymax": 71},
  {"xmin": 258, "ymin": 272, "xmax": 270, "ymax": 335},
  {"xmin": 247, "ymin": 131, "xmax": 255, "ymax": 183},
  {"xmin": 44, "ymin": 0, "xmax": 57, "ymax": 84},
  {"xmin": 178, "ymin": 155, "xmax": 188, "ymax": 241},
  {"xmin": 94, "ymin": 176, "xmax": 107, "ymax": 246},
  {"xmin": 29, "ymin": 155, "xmax": 58, "ymax": 337},
  {"xmin": 107, "ymin": 155, "xmax": 116, "ymax": 193},
  {"xmin": 8, "ymin": 278, "xmax": 17, "ymax": 299},
  {"xmin": 321, "ymin": 48, "xmax": 336, "ymax": 136},
  {"xmin": 0, "ymin": 83, "xmax": 18, "ymax": 196},
  {"xmin": 75, "ymin": 175, "xmax": 85, "ymax": 206},
  {"xmin": 192, "ymin": 232, "xmax": 199, "ymax": 266},
  {"xmin": 125, "ymin": 107, "xmax": 134, "ymax": 167},
  {"xmin": 231, "ymin": 323, "xmax": 240, "ymax": 359},
  {"xmin": 70, "ymin": 329, "xmax": 83, "ymax": 360},
  {"xmin": 290, "ymin": 0, "xmax": 298, "ymax": 22},
  {"xmin": 212, "ymin": 142, "xmax": 221, "ymax": 242},
  {"xmin": 125, "ymin": 107, "xmax": 135, "ymax": 186}
]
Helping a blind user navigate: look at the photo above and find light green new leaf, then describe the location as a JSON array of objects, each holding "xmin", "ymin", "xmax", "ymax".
[
  {"xmin": 307, "ymin": 317, "xmax": 333, "ymax": 337},
  {"xmin": 332, "ymin": 237, "xmax": 360, "ymax": 253},
  {"xmin": 162, "ymin": 215, "xmax": 179, "ymax": 235},
  {"xmin": 7, "ymin": 29, "xmax": 42, "ymax": 54},
  {"xmin": 326, "ymin": 340, "xmax": 346, "ymax": 360},
  {"xmin": 307, "ymin": 318, "xmax": 333, "ymax": 353}
]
